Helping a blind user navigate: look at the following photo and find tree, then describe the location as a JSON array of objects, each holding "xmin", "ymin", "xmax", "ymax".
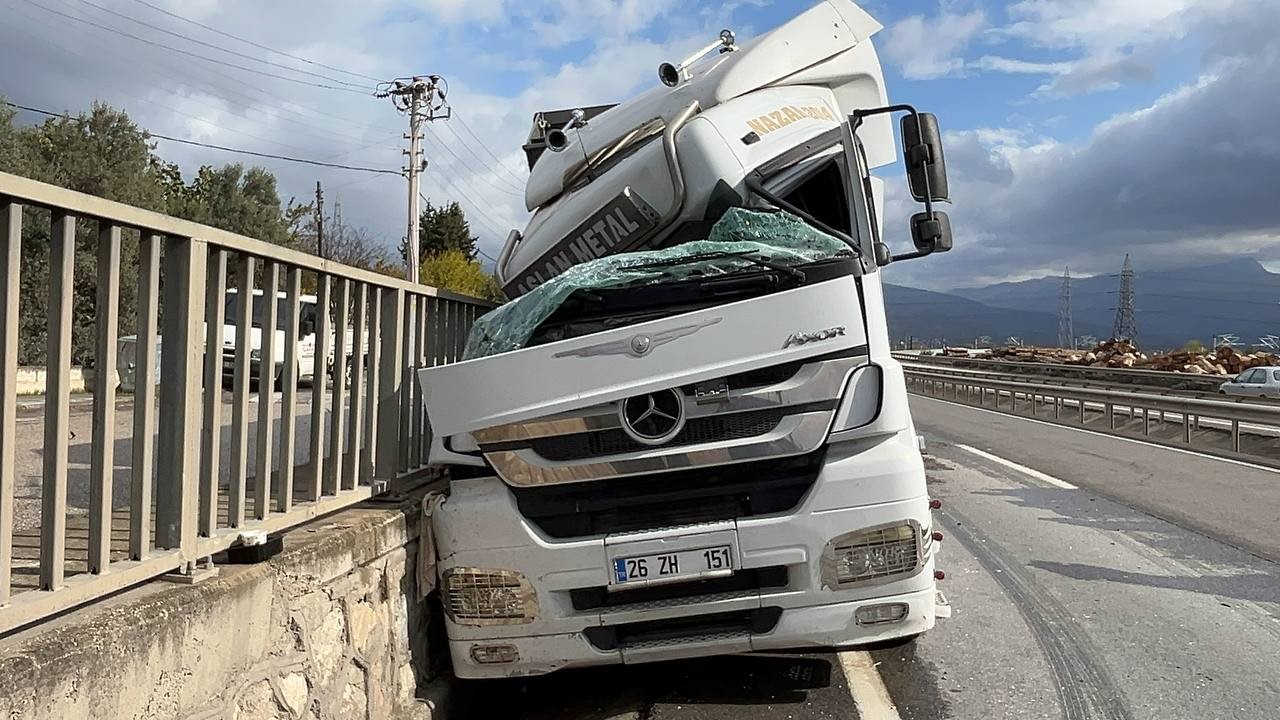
[
  {"xmin": 419, "ymin": 250, "xmax": 505, "ymax": 302},
  {"xmin": 0, "ymin": 100, "xmax": 322, "ymax": 366},
  {"xmin": 167, "ymin": 163, "xmax": 305, "ymax": 248},
  {"xmin": 1184, "ymin": 339, "xmax": 1205, "ymax": 353},
  {"xmin": 3, "ymin": 102, "xmax": 169, "ymax": 366},
  {"xmin": 402, "ymin": 201, "xmax": 479, "ymax": 265}
]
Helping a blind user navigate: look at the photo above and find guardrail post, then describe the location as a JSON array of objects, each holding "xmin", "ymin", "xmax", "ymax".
[
  {"xmin": 307, "ymin": 274, "xmax": 330, "ymax": 500},
  {"xmin": 0, "ymin": 201, "xmax": 20, "ymax": 603},
  {"xmin": 41, "ymin": 213, "xmax": 76, "ymax": 590},
  {"xmin": 228, "ymin": 254, "xmax": 255, "ymax": 526},
  {"xmin": 1183, "ymin": 413, "xmax": 1191, "ymax": 443},
  {"xmin": 1231, "ymin": 419, "xmax": 1240, "ymax": 452},
  {"xmin": 377, "ymin": 288, "xmax": 404, "ymax": 492},
  {"xmin": 156, "ymin": 236, "xmax": 208, "ymax": 571},
  {"xmin": 1078, "ymin": 396, "xmax": 1086, "ymax": 424},
  {"xmin": 89, "ymin": 223, "xmax": 121, "ymax": 575},
  {"xmin": 1105, "ymin": 402, "xmax": 1114, "ymax": 430},
  {"xmin": 361, "ymin": 287, "xmax": 381, "ymax": 486},
  {"xmin": 277, "ymin": 266, "xmax": 302, "ymax": 513},
  {"xmin": 200, "ymin": 249, "xmax": 228, "ymax": 536},
  {"xmin": 1143, "ymin": 408, "xmax": 1150, "ymax": 435}
]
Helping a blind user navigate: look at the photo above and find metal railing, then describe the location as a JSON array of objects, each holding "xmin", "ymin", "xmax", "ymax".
[
  {"xmin": 892, "ymin": 351, "xmax": 1228, "ymax": 393},
  {"xmin": 0, "ymin": 171, "xmax": 495, "ymax": 633},
  {"xmin": 899, "ymin": 360, "xmax": 1278, "ymax": 405},
  {"xmin": 904, "ymin": 367, "xmax": 1280, "ymax": 467}
]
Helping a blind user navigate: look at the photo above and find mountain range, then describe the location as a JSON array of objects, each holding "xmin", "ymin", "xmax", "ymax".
[{"xmin": 883, "ymin": 258, "xmax": 1280, "ymax": 350}]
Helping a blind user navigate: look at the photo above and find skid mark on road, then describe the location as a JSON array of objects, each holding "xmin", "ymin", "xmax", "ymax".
[{"xmin": 944, "ymin": 505, "xmax": 1134, "ymax": 720}]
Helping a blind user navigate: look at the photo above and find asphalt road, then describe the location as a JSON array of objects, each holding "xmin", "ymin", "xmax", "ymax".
[{"xmin": 442, "ymin": 394, "xmax": 1280, "ymax": 720}]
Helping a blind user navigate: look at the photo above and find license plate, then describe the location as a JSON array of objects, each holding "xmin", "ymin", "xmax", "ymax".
[{"xmin": 611, "ymin": 545, "xmax": 734, "ymax": 588}]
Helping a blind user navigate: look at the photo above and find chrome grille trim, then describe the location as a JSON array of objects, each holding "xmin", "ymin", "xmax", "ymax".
[
  {"xmin": 487, "ymin": 411, "xmax": 832, "ymax": 486},
  {"xmin": 472, "ymin": 354, "xmax": 865, "ymax": 445}
]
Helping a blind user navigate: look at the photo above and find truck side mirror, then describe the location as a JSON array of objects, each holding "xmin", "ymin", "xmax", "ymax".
[
  {"xmin": 901, "ymin": 113, "xmax": 949, "ymax": 203},
  {"xmin": 910, "ymin": 210, "xmax": 953, "ymax": 254}
]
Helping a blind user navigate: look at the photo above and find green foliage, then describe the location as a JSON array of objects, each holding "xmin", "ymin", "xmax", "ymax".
[
  {"xmin": 1184, "ymin": 339, "xmax": 1205, "ymax": 353},
  {"xmin": 419, "ymin": 250, "xmax": 505, "ymax": 302},
  {"xmin": 0, "ymin": 100, "xmax": 312, "ymax": 366},
  {"xmin": 402, "ymin": 201, "xmax": 479, "ymax": 265},
  {"xmin": 166, "ymin": 163, "xmax": 304, "ymax": 247}
]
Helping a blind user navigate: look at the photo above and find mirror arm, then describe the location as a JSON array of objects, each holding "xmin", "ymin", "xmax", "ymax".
[
  {"xmin": 890, "ymin": 248, "xmax": 933, "ymax": 262},
  {"xmin": 849, "ymin": 103, "xmax": 938, "ymax": 219}
]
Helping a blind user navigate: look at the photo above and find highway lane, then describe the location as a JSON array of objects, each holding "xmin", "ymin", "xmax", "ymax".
[{"xmin": 908, "ymin": 393, "xmax": 1280, "ymax": 563}]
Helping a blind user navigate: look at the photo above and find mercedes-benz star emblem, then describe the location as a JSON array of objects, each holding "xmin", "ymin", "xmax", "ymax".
[{"xmin": 619, "ymin": 388, "xmax": 686, "ymax": 445}]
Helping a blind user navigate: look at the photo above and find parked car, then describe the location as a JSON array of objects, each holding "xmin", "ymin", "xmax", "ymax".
[{"xmin": 1218, "ymin": 366, "xmax": 1280, "ymax": 398}]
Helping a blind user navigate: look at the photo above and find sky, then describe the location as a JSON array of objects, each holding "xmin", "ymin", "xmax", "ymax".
[{"xmin": 1, "ymin": 0, "xmax": 1277, "ymax": 291}]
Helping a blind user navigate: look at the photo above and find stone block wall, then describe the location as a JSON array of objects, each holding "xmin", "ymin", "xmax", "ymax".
[{"xmin": 0, "ymin": 495, "xmax": 444, "ymax": 720}]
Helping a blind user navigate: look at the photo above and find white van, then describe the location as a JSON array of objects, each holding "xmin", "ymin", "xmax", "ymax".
[{"xmin": 117, "ymin": 288, "xmax": 359, "ymax": 393}]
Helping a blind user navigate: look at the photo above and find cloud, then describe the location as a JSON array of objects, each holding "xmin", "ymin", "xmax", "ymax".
[
  {"xmin": 0, "ymin": 0, "xmax": 757, "ymax": 266},
  {"xmin": 976, "ymin": 0, "xmax": 1236, "ymax": 96},
  {"xmin": 879, "ymin": 0, "xmax": 1280, "ymax": 289},
  {"xmin": 881, "ymin": 9, "xmax": 985, "ymax": 80},
  {"xmin": 972, "ymin": 55, "xmax": 1070, "ymax": 75}
]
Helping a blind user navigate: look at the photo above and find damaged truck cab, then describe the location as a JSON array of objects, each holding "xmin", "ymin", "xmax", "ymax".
[{"xmin": 419, "ymin": 0, "xmax": 953, "ymax": 679}]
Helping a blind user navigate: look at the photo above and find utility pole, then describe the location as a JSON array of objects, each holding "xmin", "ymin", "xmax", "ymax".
[
  {"xmin": 1112, "ymin": 254, "xmax": 1138, "ymax": 343},
  {"xmin": 314, "ymin": 181, "xmax": 325, "ymax": 260},
  {"xmin": 1058, "ymin": 266, "xmax": 1074, "ymax": 349},
  {"xmin": 377, "ymin": 75, "xmax": 450, "ymax": 282}
]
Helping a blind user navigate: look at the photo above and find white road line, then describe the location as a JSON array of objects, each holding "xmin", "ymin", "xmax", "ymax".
[
  {"xmin": 914, "ymin": 393, "xmax": 1280, "ymax": 475},
  {"xmin": 838, "ymin": 650, "xmax": 902, "ymax": 720},
  {"xmin": 954, "ymin": 443, "xmax": 1078, "ymax": 489}
]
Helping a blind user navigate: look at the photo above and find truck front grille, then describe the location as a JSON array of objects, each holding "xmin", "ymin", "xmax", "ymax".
[
  {"xmin": 529, "ymin": 407, "xmax": 790, "ymax": 461},
  {"xmin": 510, "ymin": 450, "xmax": 824, "ymax": 538}
]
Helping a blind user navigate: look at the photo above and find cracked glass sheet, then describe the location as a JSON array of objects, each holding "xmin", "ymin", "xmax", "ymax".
[{"xmin": 465, "ymin": 208, "xmax": 850, "ymax": 359}]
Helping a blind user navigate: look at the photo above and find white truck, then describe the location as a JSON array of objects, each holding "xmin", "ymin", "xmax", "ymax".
[
  {"xmin": 117, "ymin": 288, "xmax": 358, "ymax": 393},
  {"xmin": 418, "ymin": 0, "xmax": 952, "ymax": 679}
]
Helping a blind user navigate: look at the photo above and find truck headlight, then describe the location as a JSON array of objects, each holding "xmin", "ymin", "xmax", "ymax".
[
  {"xmin": 442, "ymin": 567, "xmax": 538, "ymax": 626},
  {"xmin": 824, "ymin": 523, "xmax": 922, "ymax": 587}
]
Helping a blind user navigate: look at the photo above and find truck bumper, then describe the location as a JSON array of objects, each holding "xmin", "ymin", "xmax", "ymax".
[{"xmin": 435, "ymin": 429, "xmax": 939, "ymax": 679}]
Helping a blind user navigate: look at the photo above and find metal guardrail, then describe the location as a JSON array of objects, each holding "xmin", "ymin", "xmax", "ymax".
[
  {"xmin": 0, "ymin": 171, "xmax": 495, "ymax": 633},
  {"xmin": 899, "ymin": 361, "xmax": 1280, "ymax": 406},
  {"xmin": 892, "ymin": 351, "xmax": 1228, "ymax": 393},
  {"xmin": 904, "ymin": 367, "xmax": 1280, "ymax": 466}
]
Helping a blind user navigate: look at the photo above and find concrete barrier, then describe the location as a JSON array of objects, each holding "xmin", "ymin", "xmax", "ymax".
[
  {"xmin": 0, "ymin": 490, "xmax": 447, "ymax": 720},
  {"xmin": 14, "ymin": 366, "xmax": 96, "ymax": 395}
]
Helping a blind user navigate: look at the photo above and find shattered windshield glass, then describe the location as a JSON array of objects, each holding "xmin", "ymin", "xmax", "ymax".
[{"xmin": 465, "ymin": 207, "xmax": 851, "ymax": 359}]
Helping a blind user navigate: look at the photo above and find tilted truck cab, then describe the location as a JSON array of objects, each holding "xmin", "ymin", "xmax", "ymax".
[{"xmin": 418, "ymin": 0, "xmax": 953, "ymax": 679}]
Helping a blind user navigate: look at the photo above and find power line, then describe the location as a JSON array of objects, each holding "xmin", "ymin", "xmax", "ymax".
[
  {"xmin": 18, "ymin": 0, "xmax": 372, "ymax": 94},
  {"xmin": 433, "ymin": 122, "xmax": 526, "ymax": 194},
  {"xmin": 66, "ymin": 0, "xmax": 370, "ymax": 89},
  {"xmin": 421, "ymin": 132, "xmax": 523, "ymax": 198},
  {"xmin": 447, "ymin": 111, "xmax": 529, "ymax": 186},
  {"xmin": 7, "ymin": 4, "xmax": 401, "ymax": 155},
  {"xmin": 5, "ymin": 101, "xmax": 401, "ymax": 174},
  {"xmin": 124, "ymin": 0, "xmax": 383, "ymax": 83},
  {"xmin": 420, "ymin": 190, "xmax": 512, "ymax": 242}
]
